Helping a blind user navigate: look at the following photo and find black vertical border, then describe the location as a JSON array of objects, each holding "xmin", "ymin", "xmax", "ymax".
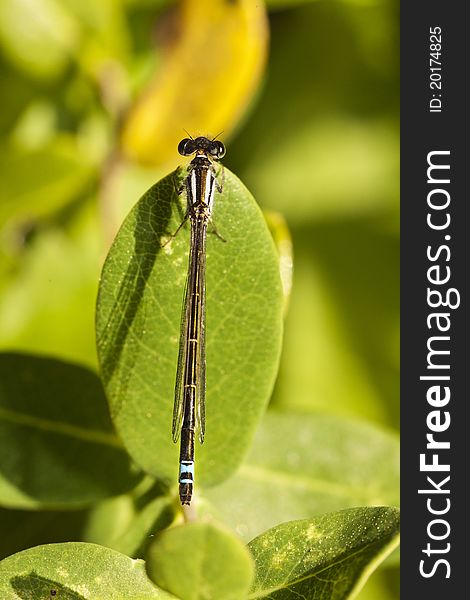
[{"xmin": 401, "ymin": 2, "xmax": 467, "ymax": 597}]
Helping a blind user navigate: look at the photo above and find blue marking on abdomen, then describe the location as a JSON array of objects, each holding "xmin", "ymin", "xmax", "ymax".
[{"xmin": 179, "ymin": 461, "xmax": 194, "ymax": 483}]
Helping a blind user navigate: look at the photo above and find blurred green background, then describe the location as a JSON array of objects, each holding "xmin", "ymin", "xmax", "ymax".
[{"xmin": 0, "ymin": 0, "xmax": 399, "ymax": 598}]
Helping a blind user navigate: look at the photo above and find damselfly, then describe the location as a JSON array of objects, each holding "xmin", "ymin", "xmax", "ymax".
[{"xmin": 172, "ymin": 135, "xmax": 225, "ymax": 505}]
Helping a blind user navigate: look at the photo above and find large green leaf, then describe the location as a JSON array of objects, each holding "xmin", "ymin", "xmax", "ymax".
[
  {"xmin": 248, "ymin": 507, "xmax": 400, "ymax": 599},
  {"xmin": 146, "ymin": 521, "xmax": 254, "ymax": 600},
  {"xmin": 91, "ymin": 411, "xmax": 399, "ymax": 569},
  {"xmin": 0, "ymin": 542, "xmax": 171, "ymax": 599},
  {"xmin": 0, "ymin": 353, "xmax": 141, "ymax": 509},
  {"xmin": 96, "ymin": 167, "xmax": 283, "ymax": 490},
  {"xmin": 205, "ymin": 412, "xmax": 399, "ymax": 542}
]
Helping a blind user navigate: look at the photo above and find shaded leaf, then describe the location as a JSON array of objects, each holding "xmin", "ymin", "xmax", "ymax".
[
  {"xmin": 0, "ymin": 63, "xmax": 42, "ymax": 138},
  {"xmin": 0, "ymin": 353, "xmax": 141, "ymax": 509},
  {"xmin": 146, "ymin": 521, "xmax": 254, "ymax": 600},
  {"xmin": 0, "ymin": 507, "xmax": 89, "ymax": 562},
  {"xmin": 0, "ymin": 542, "xmax": 172, "ymax": 599},
  {"xmin": 96, "ymin": 168, "xmax": 283, "ymax": 490},
  {"xmin": 248, "ymin": 506, "xmax": 400, "ymax": 599},
  {"xmin": 205, "ymin": 412, "xmax": 399, "ymax": 542}
]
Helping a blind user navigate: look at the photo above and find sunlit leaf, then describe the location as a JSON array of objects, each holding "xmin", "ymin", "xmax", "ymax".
[
  {"xmin": 96, "ymin": 167, "xmax": 283, "ymax": 493},
  {"xmin": 146, "ymin": 521, "xmax": 254, "ymax": 600},
  {"xmin": 0, "ymin": 0, "xmax": 79, "ymax": 79},
  {"xmin": 248, "ymin": 507, "xmax": 400, "ymax": 599},
  {"xmin": 0, "ymin": 542, "xmax": 172, "ymax": 599},
  {"xmin": 264, "ymin": 210, "xmax": 293, "ymax": 315},
  {"xmin": 205, "ymin": 412, "xmax": 399, "ymax": 543},
  {"xmin": 0, "ymin": 353, "xmax": 141, "ymax": 509}
]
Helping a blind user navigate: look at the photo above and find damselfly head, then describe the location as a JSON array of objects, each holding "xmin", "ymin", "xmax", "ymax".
[{"xmin": 178, "ymin": 136, "xmax": 225, "ymax": 160}]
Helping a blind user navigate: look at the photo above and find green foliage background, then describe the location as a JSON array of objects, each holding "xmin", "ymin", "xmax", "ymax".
[{"xmin": 0, "ymin": 0, "xmax": 399, "ymax": 598}]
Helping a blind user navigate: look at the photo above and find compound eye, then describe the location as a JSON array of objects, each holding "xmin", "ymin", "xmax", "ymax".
[
  {"xmin": 211, "ymin": 141, "xmax": 225, "ymax": 159},
  {"xmin": 178, "ymin": 138, "xmax": 195, "ymax": 156}
]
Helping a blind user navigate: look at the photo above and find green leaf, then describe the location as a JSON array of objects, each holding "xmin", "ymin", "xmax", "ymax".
[
  {"xmin": 0, "ymin": 62, "xmax": 39, "ymax": 137},
  {"xmin": 0, "ymin": 204, "xmax": 101, "ymax": 369},
  {"xmin": 79, "ymin": 494, "xmax": 138, "ymax": 548},
  {"xmin": 0, "ymin": 0, "xmax": 79, "ymax": 79},
  {"xmin": 0, "ymin": 542, "xmax": 172, "ymax": 599},
  {"xmin": 60, "ymin": 0, "xmax": 131, "ymax": 69},
  {"xmin": 146, "ymin": 521, "xmax": 254, "ymax": 600},
  {"xmin": 80, "ymin": 477, "xmax": 175, "ymax": 557},
  {"xmin": 248, "ymin": 507, "xmax": 400, "ymax": 600},
  {"xmin": 263, "ymin": 210, "xmax": 293, "ymax": 315},
  {"xmin": 0, "ymin": 141, "xmax": 94, "ymax": 231},
  {"xmin": 111, "ymin": 496, "xmax": 175, "ymax": 558},
  {"xmin": 0, "ymin": 353, "xmax": 141, "ymax": 509},
  {"xmin": 205, "ymin": 412, "xmax": 399, "ymax": 542},
  {"xmin": 96, "ymin": 167, "xmax": 283, "ymax": 489},
  {"xmin": 354, "ymin": 566, "xmax": 400, "ymax": 600}
]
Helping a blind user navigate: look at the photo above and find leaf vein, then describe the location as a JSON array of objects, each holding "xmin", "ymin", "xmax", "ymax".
[
  {"xmin": 0, "ymin": 407, "xmax": 122, "ymax": 448},
  {"xmin": 239, "ymin": 464, "xmax": 374, "ymax": 500}
]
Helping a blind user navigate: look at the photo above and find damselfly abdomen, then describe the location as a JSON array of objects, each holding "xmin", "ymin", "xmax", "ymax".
[{"xmin": 172, "ymin": 135, "xmax": 225, "ymax": 505}]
